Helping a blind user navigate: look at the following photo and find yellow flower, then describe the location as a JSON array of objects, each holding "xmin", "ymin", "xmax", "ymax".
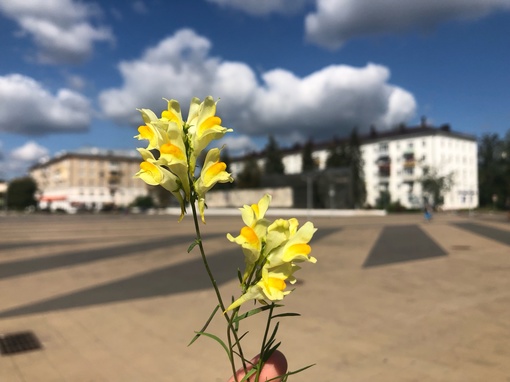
[
  {"xmin": 225, "ymin": 263, "xmax": 298, "ymax": 312},
  {"xmin": 266, "ymin": 221, "xmax": 317, "ymax": 268},
  {"xmin": 134, "ymin": 148, "xmax": 186, "ymax": 219},
  {"xmin": 133, "ymin": 97, "xmax": 233, "ymax": 222},
  {"xmin": 161, "ymin": 99, "xmax": 184, "ymax": 131},
  {"xmin": 227, "ymin": 224, "xmax": 263, "ymax": 281},
  {"xmin": 227, "ymin": 194, "xmax": 271, "ymax": 278},
  {"xmin": 134, "ymin": 108, "xmax": 173, "ymax": 150},
  {"xmin": 187, "ymin": 97, "xmax": 201, "ymax": 125},
  {"xmin": 264, "ymin": 218, "xmax": 294, "ymax": 254},
  {"xmin": 158, "ymin": 125, "xmax": 190, "ymax": 198},
  {"xmin": 134, "ymin": 123, "xmax": 162, "ymax": 151},
  {"xmin": 188, "ymin": 96, "xmax": 232, "ymax": 165},
  {"xmin": 138, "ymin": 108, "xmax": 159, "ymax": 125},
  {"xmin": 240, "ymin": 194, "xmax": 271, "ymax": 227},
  {"xmin": 194, "ymin": 148, "xmax": 233, "ymax": 222}
]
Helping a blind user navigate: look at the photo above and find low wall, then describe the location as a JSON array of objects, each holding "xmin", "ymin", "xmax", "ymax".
[{"xmin": 204, "ymin": 187, "xmax": 293, "ymax": 207}]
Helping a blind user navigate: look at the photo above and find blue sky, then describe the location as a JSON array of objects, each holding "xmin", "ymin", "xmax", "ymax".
[{"xmin": 1, "ymin": 0, "xmax": 510, "ymax": 180}]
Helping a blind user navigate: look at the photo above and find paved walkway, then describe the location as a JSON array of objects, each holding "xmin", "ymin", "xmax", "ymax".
[{"xmin": 0, "ymin": 212, "xmax": 509, "ymax": 381}]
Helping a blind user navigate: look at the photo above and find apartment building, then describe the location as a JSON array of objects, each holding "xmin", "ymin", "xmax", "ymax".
[
  {"xmin": 230, "ymin": 123, "xmax": 478, "ymax": 210},
  {"xmin": 361, "ymin": 124, "xmax": 478, "ymax": 210},
  {"xmin": 30, "ymin": 148, "xmax": 147, "ymax": 212}
]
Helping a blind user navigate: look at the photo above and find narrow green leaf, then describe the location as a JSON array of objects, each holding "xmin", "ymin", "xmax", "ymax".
[
  {"xmin": 232, "ymin": 331, "xmax": 249, "ymax": 348},
  {"xmin": 271, "ymin": 312, "xmax": 301, "ymax": 319},
  {"xmin": 193, "ymin": 331, "xmax": 230, "ymax": 357},
  {"xmin": 233, "ymin": 304, "xmax": 283, "ymax": 323},
  {"xmin": 267, "ymin": 364, "xmax": 316, "ymax": 382},
  {"xmin": 187, "ymin": 239, "xmax": 200, "ymax": 253},
  {"xmin": 240, "ymin": 368, "xmax": 257, "ymax": 382},
  {"xmin": 188, "ymin": 305, "xmax": 220, "ymax": 346},
  {"xmin": 237, "ymin": 268, "xmax": 243, "ymax": 284},
  {"xmin": 231, "ymin": 308, "xmax": 240, "ymax": 332},
  {"xmin": 262, "ymin": 342, "xmax": 281, "ymax": 362},
  {"xmin": 263, "ymin": 322, "xmax": 280, "ymax": 353}
]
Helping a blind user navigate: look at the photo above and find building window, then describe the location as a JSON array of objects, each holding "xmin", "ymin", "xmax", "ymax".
[
  {"xmin": 404, "ymin": 167, "xmax": 414, "ymax": 176},
  {"xmin": 379, "ymin": 142, "xmax": 389, "ymax": 152}
]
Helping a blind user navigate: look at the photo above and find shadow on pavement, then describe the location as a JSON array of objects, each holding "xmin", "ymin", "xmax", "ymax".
[
  {"xmin": 363, "ymin": 225, "xmax": 447, "ymax": 268},
  {"xmin": 0, "ymin": 233, "xmax": 224, "ymax": 280},
  {"xmin": 452, "ymin": 222, "xmax": 510, "ymax": 247},
  {"xmin": 0, "ymin": 228, "xmax": 340, "ymax": 318},
  {"xmin": 0, "ymin": 247, "xmax": 243, "ymax": 318}
]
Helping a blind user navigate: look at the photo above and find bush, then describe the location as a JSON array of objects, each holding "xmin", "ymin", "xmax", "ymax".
[{"xmin": 131, "ymin": 195, "xmax": 155, "ymax": 210}]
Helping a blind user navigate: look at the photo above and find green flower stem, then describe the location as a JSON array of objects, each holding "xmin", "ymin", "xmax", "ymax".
[
  {"xmin": 189, "ymin": 199, "xmax": 247, "ymax": 380},
  {"xmin": 256, "ymin": 303, "xmax": 276, "ymax": 382}
]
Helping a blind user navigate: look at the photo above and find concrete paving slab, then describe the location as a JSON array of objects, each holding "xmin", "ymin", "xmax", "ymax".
[{"xmin": 0, "ymin": 212, "xmax": 509, "ymax": 381}]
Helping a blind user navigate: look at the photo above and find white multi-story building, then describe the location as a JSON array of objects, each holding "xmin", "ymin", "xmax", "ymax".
[
  {"xmin": 230, "ymin": 123, "xmax": 478, "ymax": 210},
  {"xmin": 361, "ymin": 124, "xmax": 478, "ymax": 210},
  {"xmin": 30, "ymin": 147, "xmax": 148, "ymax": 213}
]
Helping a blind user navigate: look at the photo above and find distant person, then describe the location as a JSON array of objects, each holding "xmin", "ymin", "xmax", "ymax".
[{"xmin": 424, "ymin": 203, "xmax": 433, "ymax": 222}]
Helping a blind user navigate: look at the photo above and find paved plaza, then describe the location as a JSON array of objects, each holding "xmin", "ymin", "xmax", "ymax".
[{"xmin": 0, "ymin": 211, "xmax": 509, "ymax": 381}]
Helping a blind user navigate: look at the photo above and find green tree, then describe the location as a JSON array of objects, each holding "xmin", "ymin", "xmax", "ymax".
[
  {"xmin": 478, "ymin": 132, "xmax": 509, "ymax": 209},
  {"xmin": 7, "ymin": 177, "xmax": 37, "ymax": 210},
  {"xmin": 376, "ymin": 189, "xmax": 391, "ymax": 210},
  {"xmin": 131, "ymin": 195, "xmax": 155, "ymax": 209},
  {"xmin": 301, "ymin": 138, "xmax": 317, "ymax": 172},
  {"xmin": 264, "ymin": 135, "xmax": 285, "ymax": 174},
  {"xmin": 326, "ymin": 129, "xmax": 366, "ymax": 207},
  {"xmin": 237, "ymin": 155, "xmax": 261, "ymax": 189},
  {"xmin": 326, "ymin": 137, "xmax": 349, "ymax": 168},
  {"xmin": 419, "ymin": 166, "xmax": 454, "ymax": 208},
  {"xmin": 150, "ymin": 185, "xmax": 173, "ymax": 208},
  {"xmin": 503, "ymin": 130, "xmax": 510, "ymax": 210}
]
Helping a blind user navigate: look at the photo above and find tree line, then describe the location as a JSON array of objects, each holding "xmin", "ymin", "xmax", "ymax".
[
  {"xmin": 478, "ymin": 131, "xmax": 510, "ymax": 210},
  {"xmin": 234, "ymin": 129, "xmax": 366, "ymax": 208}
]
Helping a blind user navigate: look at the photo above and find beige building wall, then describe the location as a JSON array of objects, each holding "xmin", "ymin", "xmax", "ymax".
[{"xmin": 30, "ymin": 150, "xmax": 148, "ymax": 212}]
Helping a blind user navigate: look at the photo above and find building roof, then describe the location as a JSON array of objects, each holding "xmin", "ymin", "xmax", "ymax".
[
  {"xmin": 231, "ymin": 123, "xmax": 476, "ymax": 162},
  {"xmin": 361, "ymin": 123, "xmax": 476, "ymax": 144},
  {"xmin": 30, "ymin": 147, "xmax": 140, "ymax": 170}
]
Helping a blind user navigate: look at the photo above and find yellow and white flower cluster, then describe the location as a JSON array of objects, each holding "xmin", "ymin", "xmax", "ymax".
[
  {"xmin": 226, "ymin": 194, "xmax": 317, "ymax": 311},
  {"xmin": 134, "ymin": 96, "xmax": 233, "ymax": 221}
]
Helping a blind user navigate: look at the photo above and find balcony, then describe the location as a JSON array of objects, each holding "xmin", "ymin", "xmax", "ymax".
[
  {"xmin": 108, "ymin": 170, "xmax": 122, "ymax": 186},
  {"xmin": 403, "ymin": 152, "xmax": 415, "ymax": 169},
  {"xmin": 402, "ymin": 167, "xmax": 415, "ymax": 181},
  {"xmin": 376, "ymin": 155, "xmax": 391, "ymax": 178}
]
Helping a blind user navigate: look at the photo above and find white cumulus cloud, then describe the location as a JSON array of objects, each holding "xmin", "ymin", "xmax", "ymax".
[
  {"xmin": 0, "ymin": 0, "xmax": 113, "ymax": 64},
  {"xmin": 251, "ymin": 64, "xmax": 416, "ymax": 138},
  {"xmin": 99, "ymin": 29, "xmax": 416, "ymax": 144},
  {"xmin": 11, "ymin": 140, "xmax": 49, "ymax": 162},
  {"xmin": 206, "ymin": 0, "xmax": 310, "ymax": 16},
  {"xmin": 305, "ymin": 0, "xmax": 510, "ymax": 49},
  {"xmin": 0, "ymin": 140, "xmax": 49, "ymax": 180},
  {"xmin": 215, "ymin": 135, "xmax": 259, "ymax": 156},
  {"xmin": 0, "ymin": 74, "xmax": 92, "ymax": 135}
]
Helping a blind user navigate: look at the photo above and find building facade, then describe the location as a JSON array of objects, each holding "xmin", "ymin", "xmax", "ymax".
[
  {"xmin": 361, "ymin": 125, "xmax": 478, "ymax": 210},
  {"xmin": 230, "ymin": 124, "xmax": 478, "ymax": 210},
  {"xmin": 30, "ymin": 148, "xmax": 147, "ymax": 213}
]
